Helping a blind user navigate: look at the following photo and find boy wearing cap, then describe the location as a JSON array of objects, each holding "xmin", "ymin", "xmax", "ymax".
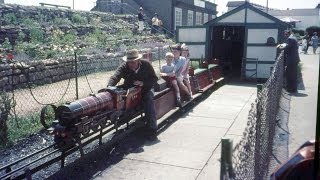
[{"xmin": 107, "ymin": 49, "xmax": 159, "ymax": 140}]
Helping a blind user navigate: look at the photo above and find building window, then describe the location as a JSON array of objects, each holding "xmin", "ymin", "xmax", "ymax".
[
  {"xmin": 195, "ymin": 12, "xmax": 202, "ymax": 25},
  {"xmin": 175, "ymin": 7, "xmax": 182, "ymax": 29},
  {"xmin": 187, "ymin": 10, "xmax": 194, "ymax": 26},
  {"xmin": 203, "ymin": 13, "xmax": 208, "ymax": 23}
]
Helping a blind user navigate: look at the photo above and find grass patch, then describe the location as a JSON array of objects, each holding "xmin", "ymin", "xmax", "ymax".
[{"xmin": 0, "ymin": 110, "xmax": 54, "ymax": 150}]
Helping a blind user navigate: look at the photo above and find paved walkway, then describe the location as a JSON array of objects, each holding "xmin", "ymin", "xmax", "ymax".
[
  {"xmin": 288, "ymin": 50, "xmax": 319, "ymax": 155},
  {"xmin": 94, "ymin": 81, "xmax": 257, "ymax": 180}
]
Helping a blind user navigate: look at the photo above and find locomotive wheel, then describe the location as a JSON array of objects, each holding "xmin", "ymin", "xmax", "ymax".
[
  {"xmin": 82, "ymin": 124, "xmax": 90, "ymax": 136},
  {"xmin": 40, "ymin": 104, "xmax": 57, "ymax": 129}
]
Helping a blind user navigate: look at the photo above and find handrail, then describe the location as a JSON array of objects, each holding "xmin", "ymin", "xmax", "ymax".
[
  {"xmin": 39, "ymin": 3, "xmax": 71, "ymax": 9},
  {"xmin": 242, "ymin": 57, "xmax": 258, "ymax": 80}
]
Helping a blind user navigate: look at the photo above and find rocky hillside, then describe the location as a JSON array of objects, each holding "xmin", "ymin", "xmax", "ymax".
[{"xmin": 0, "ymin": 4, "xmax": 173, "ymax": 61}]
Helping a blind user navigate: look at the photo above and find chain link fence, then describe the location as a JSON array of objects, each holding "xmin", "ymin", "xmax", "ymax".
[
  {"xmin": 231, "ymin": 51, "xmax": 284, "ymax": 179},
  {"xmin": 0, "ymin": 46, "xmax": 170, "ymax": 144}
]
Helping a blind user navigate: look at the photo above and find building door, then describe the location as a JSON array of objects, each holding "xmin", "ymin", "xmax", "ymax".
[{"xmin": 210, "ymin": 25, "xmax": 245, "ymax": 77}]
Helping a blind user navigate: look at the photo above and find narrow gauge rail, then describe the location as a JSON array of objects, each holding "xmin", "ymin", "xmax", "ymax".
[{"xmin": 0, "ymin": 62, "xmax": 223, "ymax": 180}]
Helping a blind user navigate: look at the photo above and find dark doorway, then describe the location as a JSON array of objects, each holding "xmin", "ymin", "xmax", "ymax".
[{"xmin": 210, "ymin": 26, "xmax": 245, "ymax": 77}]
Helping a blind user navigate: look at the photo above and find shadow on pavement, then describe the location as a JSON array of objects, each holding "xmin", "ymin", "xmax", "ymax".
[{"xmin": 47, "ymin": 128, "xmax": 159, "ymax": 180}]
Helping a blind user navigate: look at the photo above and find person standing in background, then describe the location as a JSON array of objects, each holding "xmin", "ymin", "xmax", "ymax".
[
  {"xmin": 302, "ymin": 31, "xmax": 310, "ymax": 54},
  {"xmin": 151, "ymin": 13, "xmax": 160, "ymax": 34},
  {"xmin": 137, "ymin": 7, "xmax": 144, "ymax": 32},
  {"xmin": 279, "ymin": 30, "xmax": 300, "ymax": 93},
  {"xmin": 311, "ymin": 32, "xmax": 319, "ymax": 54}
]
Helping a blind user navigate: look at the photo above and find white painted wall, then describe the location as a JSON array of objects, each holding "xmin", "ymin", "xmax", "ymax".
[
  {"xmin": 246, "ymin": 9, "xmax": 274, "ymax": 23},
  {"xmin": 188, "ymin": 45, "xmax": 206, "ymax": 59},
  {"xmin": 194, "ymin": 0, "xmax": 205, "ymax": 8},
  {"xmin": 178, "ymin": 28, "xmax": 206, "ymax": 42},
  {"xmin": 247, "ymin": 29, "xmax": 278, "ymax": 44},
  {"xmin": 274, "ymin": 15, "xmax": 320, "ymax": 30},
  {"xmin": 245, "ymin": 46, "xmax": 277, "ymax": 78},
  {"xmin": 246, "ymin": 63, "xmax": 274, "ymax": 78},
  {"xmin": 246, "ymin": 46, "xmax": 277, "ymax": 62},
  {"xmin": 219, "ymin": 9, "xmax": 245, "ymax": 23}
]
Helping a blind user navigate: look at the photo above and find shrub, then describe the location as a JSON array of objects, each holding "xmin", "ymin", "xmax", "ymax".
[
  {"xmin": 292, "ymin": 29, "xmax": 305, "ymax": 36},
  {"xmin": 1, "ymin": 38, "xmax": 12, "ymax": 49},
  {"xmin": 71, "ymin": 13, "xmax": 88, "ymax": 24},
  {"xmin": 52, "ymin": 18, "xmax": 72, "ymax": 26},
  {"xmin": 3, "ymin": 13, "xmax": 18, "ymax": 26},
  {"xmin": 30, "ymin": 28, "xmax": 45, "ymax": 43},
  {"xmin": 0, "ymin": 91, "xmax": 15, "ymax": 146},
  {"xmin": 306, "ymin": 26, "xmax": 320, "ymax": 36},
  {"xmin": 19, "ymin": 17, "xmax": 40, "ymax": 28}
]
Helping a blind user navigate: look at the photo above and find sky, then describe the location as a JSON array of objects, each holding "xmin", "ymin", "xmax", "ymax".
[{"xmin": 4, "ymin": 0, "xmax": 320, "ymax": 16}]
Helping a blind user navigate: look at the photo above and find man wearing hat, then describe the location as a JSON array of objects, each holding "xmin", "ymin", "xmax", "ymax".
[{"xmin": 107, "ymin": 49, "xmax": 158, "ymax": 140}]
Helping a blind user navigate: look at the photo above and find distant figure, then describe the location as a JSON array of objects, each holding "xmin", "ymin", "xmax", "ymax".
[
  {"xmin": 151, "ymin": 13, "xmax": 160, "ymax": 34},
  {"xmin": 279, "ymin": 30, "xmax": 300, "ymax": 93},
  {"xmin": 302, "ymin": 31, "xmax": 310, "ymax": 54},
  {"xmin": 311, "ymin": 32, "xmax": 319, "ymax": 54},
  {"xmin": 137, "ymin": 7, "xmax": 144, "ymax": 32},
  {"xmin": 160, "ymin": 52, "xmax": 181, "ymax": 107}
]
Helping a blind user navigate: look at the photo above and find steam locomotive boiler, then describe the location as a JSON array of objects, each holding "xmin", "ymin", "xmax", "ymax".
[{"xmin": 52, "ymin": 86, "xmax": 142, "ymax": 150}]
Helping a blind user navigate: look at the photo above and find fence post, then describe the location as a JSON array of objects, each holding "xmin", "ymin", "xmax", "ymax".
[
  {"xmin": 74, "ymin": 52, "xmax": 79, "ymax": 100},
  {"xmin": 257, "ymin": 84, "xmax": 263, "ymax": 94},
  {"xmin": 220, "ymin": 138, "xmax": 233, "ymax": 180}
]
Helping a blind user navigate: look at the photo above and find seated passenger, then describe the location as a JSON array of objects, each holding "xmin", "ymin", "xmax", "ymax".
[
  {"xmin": 171, "ymin": 44, "xmax": 192, "ymax": 101},
  {"xmin": 160, "ymin": 52, "xmax": 181, "ymax": 107},
  {"xmin": 180, "ymin": 44, "xmax": 192, "ymax": 96}
]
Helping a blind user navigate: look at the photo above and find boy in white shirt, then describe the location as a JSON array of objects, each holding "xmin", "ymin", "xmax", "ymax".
[{"xmin": 160, "ymin": 52, "xmax": 182, "ymax": 106}]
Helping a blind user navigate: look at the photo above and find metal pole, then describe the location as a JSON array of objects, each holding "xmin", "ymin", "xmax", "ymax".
[
  {"xmin": 74, "ymin": 52, "xmax": 79, "ymax": 100},
  {"xmin": 314, "ymin": 54, "xmax": 320, "ymax": 179},
  {"xmin": 266, "ymin": 0, "xmax": 269, "ymax": 14},
  {"xmin": 220, "ymin": 138, "xmax": 234, "ymax": 180},
  {"xmin": 73, "ymin": 0, "xmax": 74, "ymax": 9},
  {"xmin": 158, "ymin": 47, "xmax": 161, "ymax": 70}
]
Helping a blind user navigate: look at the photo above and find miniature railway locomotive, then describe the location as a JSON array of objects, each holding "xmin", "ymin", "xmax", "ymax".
[{"xmin": 46, "ymin": 62, "xmax": 223, "ymax": 152}]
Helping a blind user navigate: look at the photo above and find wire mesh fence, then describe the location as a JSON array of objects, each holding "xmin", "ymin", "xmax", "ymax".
[
  {"xmin": 0, "ymin": 46, "xmax": 170, "ymax": 144},
  {"xmin": 231, "ymin": 51, "xmax": 285, "ymax": 180}
]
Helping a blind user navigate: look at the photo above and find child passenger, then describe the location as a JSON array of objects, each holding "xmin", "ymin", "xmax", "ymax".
[
  {"xmin": 171, "ymin": 44, "xmax": 192, "ymax": 101},
  {"xmin": 180, "ymin": 44, "xmax": 192, "ymax": 96},
  {"xmin": 160, "ymin": 52, "xmax": 181, "ymax": 106}
]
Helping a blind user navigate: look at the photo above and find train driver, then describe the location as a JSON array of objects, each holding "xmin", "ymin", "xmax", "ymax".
[{"xmin": 107, "ymin": 49, "xmax": 159, "ymax": 141}]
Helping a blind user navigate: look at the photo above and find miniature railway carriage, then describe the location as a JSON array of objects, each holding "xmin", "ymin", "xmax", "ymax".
[
  {"xmin": 177, "ymin": 2, "xmax": 289, "ymax": 81},
  {"xmin": 48, "ymin": 62, "xmax": 223, "ymax": 151}
]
